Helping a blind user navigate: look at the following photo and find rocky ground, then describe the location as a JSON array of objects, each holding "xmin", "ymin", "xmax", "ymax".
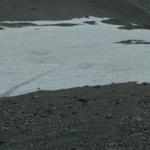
[
  {"xmin": 0, "ymin": 0, "xmax": 150, "ymax": 28},
  {"xmin": 0, "ymin": 82, "xmax": 150, "ymax": 150}
]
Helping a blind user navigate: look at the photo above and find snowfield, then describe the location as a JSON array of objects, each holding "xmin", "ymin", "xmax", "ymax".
[{"xmin": 0, "ymin": 17, "xmax": 150, "ymax": 97}]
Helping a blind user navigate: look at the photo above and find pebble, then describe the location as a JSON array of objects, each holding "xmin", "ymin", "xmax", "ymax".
[
  {"xmin": 105, "ymin": 113, "xmax": 113, "ymax": 119},
  {"xmin": 0, "ymin": 141, "xmax": 5, "ymax": 145},
  {"xmin": 130, "ymin": 132, "xmax": 146, "ymax": 141},
  {"xmin": 147, "ymin": 137, "xmax": 150, "ymax": 144},
  {"xmin": 31, "ymin": 95, "xmax": 38, "ymax": 99},
  {"xmin": 52, "ymin": 106, "xmax": 57, "ymax": 110},
  {"xmin": 72, "ymin": 111, "xmax": 77, "ymax": 115},
  {"xmin": 133, "ymin": 116, "xmax": 144, "ymax": 123},
  {"xmin": 93, "ymin": 85, "xmax": 101, "ymax": 88},
  {"xmin": 2, "ymin": 126, "xmax": 9, "ymax": 130},
  {"xmin": 142, "ymin": 82, "xmax": 149, "ymax": 85},
  {"xmin": 145, "ymin": 145, "xmax": 150, "ymax": 150},
  {"xmin": 78, "ymin": 98, "xmax": 88, "ymax": 103},
  {"xmin": 106, "ymin": 143, "xmax": 117, "ymax": 150},
  {"xmin": 112, "ymin": 99, "xmax": 120, "ymax": 105},
  {"xmin": 80, "ymin": 118, "xmax": 86, "ymax": 123}
]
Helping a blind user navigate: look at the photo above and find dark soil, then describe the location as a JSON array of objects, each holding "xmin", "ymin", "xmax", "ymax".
[
  {"xmin": 115, "ymin": 40, "xmax": 150, "ymax": 45},
  {"xmin": 0, "ymin": 82, "xmax": 150, "ymax": 150}
]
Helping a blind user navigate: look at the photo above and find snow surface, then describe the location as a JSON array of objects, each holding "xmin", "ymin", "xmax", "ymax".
[{"xmin": 0, "ymin": 17, "xmax": 150, "ymax": 97}]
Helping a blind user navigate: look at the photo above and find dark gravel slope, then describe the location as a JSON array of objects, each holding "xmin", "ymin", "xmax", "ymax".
[
  {"xmin": 0, "ymin": 0, "xmax": 150, "ymax": 25},
  {"xmin": 0, "ymin": 83, "xmax": 150, "ymax": 150}
]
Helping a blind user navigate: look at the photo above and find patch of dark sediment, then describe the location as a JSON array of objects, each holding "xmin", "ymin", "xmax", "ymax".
[
  {"xmin": 84, "ymin": 21, "xmax": 97, "ymax": 25},
  {"xmin": 0, "ymin": 82, "xmax": 150, "ymax": 149},
  {"xmin": 102, "ymin": 18, "xmax": 150, "ymax": 30},
  {"xmin": 0, "ymin": 22, "xmax": 80, "ymax": 28},
  {"xmin": 115, "ymin": 39, "xmax": 150, "ymax": 45},
  {"xmin": 0, "ymin": 0, "xmax": 150, "ymax": 28},
  {"xmin": 0, "ymin": 22, "xmax": 37, "ymax": 28},
  {"xmin": 46, "ymin": 23, "xmax": 80, "ymax": 27}
]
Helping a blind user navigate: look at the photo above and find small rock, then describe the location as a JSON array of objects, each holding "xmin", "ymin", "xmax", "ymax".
[
  {"xmin": 130, "ymin": 132, "xmax": 146, "ymax": 141},
  {"xmin": 142, "ymin": 82, "xmax": 149, "ymax": 85},
  {"xmin": 84, "ymin": 21, "xmax": 97, "ymax": 25},
  {"xmin": 112, "ymin": 99, "xmax": 120, "ymax": 105},
  {"xmin": 40, "ymin": 113, "xmax": 47, "ymax": 118},
  {"xmin": 0, "ymin": 141, "xmax": 5, "ymax": 145},
  {"xmin": 108, "ymin": 143, "xmax": 116, "ymax": 146},
  {"xmin": 147, "ymin": 137, "xmax": 150, "ymax": 144},
  {"xmin": 33, "ymin": 112, "xmax": 37, "ymax": 116},
  {"xmin": 145, "ymin": 145, "xmax": 150, "ymax": 150},
  {"xmin": 130, "ymin": 116, "xmax": 147, "ymax": 131},
  {"xmin": 144, "ymin": 95, "xmax": 149, "ymax": 98},
  {"xmin": 72, "ymin": 111, "xmax": 77, "ymax": 115},
  {"xmin": 93, "ymin": 85, "xmax": 101, "ymax": 88},
  {"xmin": 80, "ymin": 118, "xmax": 86, "ymax": 123},
  {"xmin": 52, "ymin": 106, "xmax": 57, "ymax": 110},
  {"xmin": 93, "ymin": 112, "xmax": 99, "ymax": 116},
  {"xmin": 29, "ymin": 6, "xmax": 38, "ymax": 11},
  {"xmin": 31, "ymin": 95, "xmax": 38, "ymax": 99},
  {"xmin": 70, "ymin": 148, "xmax": 76, "ymax": 150},
  {"xmin": 68, "ymin": 105, "xmax": 73, "ymax": 109},
  {"xmin": 62, "ymin": 95, "xmax": 68, "ymax": 98},
  {"xmin": 78, "ymin": 98, "xmax": 88, "ymax": 103},
  {"xmin": 84, "ymin": 15, "xmax": 89, "ymax": 18},
  {"xmin": 84, "ymin": 85, "xmax": 89, "ymax": 88},
  {"xmin": 59, "ymin": 113, "xmax": 65, "ymax": 117},
  {"xmin": 134, "ymin": 116, "xmax": 144, "ymax": 123},
  {"xmin": 106, "ymin": 143, "xmax": 117, "ymax": 150},
  {"xmin": 2, "ymin": 126, "xmax": 9, "ymax": 130},
  {"xmin": 105, "ymin": 113, "xmax": 113, "ymax": 119}
]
